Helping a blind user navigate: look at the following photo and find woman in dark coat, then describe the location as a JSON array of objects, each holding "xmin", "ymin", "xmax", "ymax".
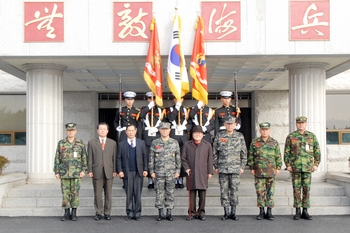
[{"xmin": 181, "ymin": 125, "xmax": 213, "ymax": 221}]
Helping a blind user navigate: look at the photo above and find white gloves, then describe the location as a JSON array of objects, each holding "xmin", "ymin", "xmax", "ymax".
[
  {"xmin": 148, "ymin": 101, "xmax": 155, "ymax": 109},
  {"xmin": 175, "ymin": 101, "xmax": 182, "ymax": 110},
  {"xmin": 116, "ymin": 126, "xmax": 123, "ymax": 132},
  {"xmin": 149, "ymin": 127, "xmax": 159, "ymax": 134},
  {"xmin": 197, "ymin": 100, "xmax": 204, "ymax": 109},
  {"xmin": 177, "ymin": 125, "xmax": 187, "ymax": 131},
  {"xmin": 201, "ymin": 126, "xmax": 207, "ymax": 132},
  {"xmin": 235, "ymin": 123, "xmax": 241, "ymax": 130}
]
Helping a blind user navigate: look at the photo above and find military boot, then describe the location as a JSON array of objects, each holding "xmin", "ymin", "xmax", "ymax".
[
  {"xmin": 221, "ymin": 207, "xmax": 230, "ymax": 220},
  {"xmin": 156, "ymin": 209, "xmax": 164, "ymax": 221},
  {"xmin": 166, "ymin": 209, "xmax": 173, "ymax": 221},
  {"xmin": 60, "ymin": 208, "xmax": 70, "ymax": 221},
  {"xmin": 293, "ymin": 208, "xmax": 301, "ymax": 220},
  {"xmin": 301, "ymin": 208, "xmax": 312, "ymax": 220},
  {"xmin": 256, "ymin": 207, "xmax": 265, "ymax": 220},
  {"xmin": 230, "ymin": 206, "xmax": 239, "ymax": 220},
  {"xmin": 70, "ymin": 208, "xmax": 77, "ymax": 221},
  {"xmin": 266, "ymin": 207, "xmax": 274, "ymax": 220}
]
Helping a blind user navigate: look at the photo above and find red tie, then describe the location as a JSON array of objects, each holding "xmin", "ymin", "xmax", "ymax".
[{"xmin": 101, "ymin": 139, "xmax": 105, "ymax": 150}]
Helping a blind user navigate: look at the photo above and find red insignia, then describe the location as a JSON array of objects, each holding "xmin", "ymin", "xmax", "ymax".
[
  {"xmin": 155, "ymin": 113, "xmax": 159, "ymax": 116},
  {"xmin": 60, "ymin": 147, "xmax": 66, "ymax": 150},
  {"xmin": 121, "ymin": 112, "xmax": 125, "ymax": 116},
  {"xmin": 131, "ymin": 113, "xmax": 137, "ymax": 117},
  {"xmin": 219, "ymin": 112, "xmax": 226, "ymax": 116},
  {"xmin": 220, "ymin": 138, "xmax": 227, "ymax": 143},
  {"xmin": 231, "ymin": 112, "xmax": 237, "ymax": 115},
  {"xmin": 155, "ymin": 145, "xmax": 162, "ymax": 149},
  {"xmin": 255, "ymin": 142, "xmax": 261, "ymax": 147}
]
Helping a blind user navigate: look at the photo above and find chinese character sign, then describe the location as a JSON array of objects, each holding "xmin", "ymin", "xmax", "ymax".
[
  {"xmin": 24, "ymin": 2, "xmax": 64, "ymax": 42},
  {"xmin": 290, "ymin": 0, "xmax": 330, "ymax": 40},
  {"xmin": 114, "ymin": 2, "xmax": 152, "ymax": 42},
  {"xmin": 202, "ymin": 1, "xmax": 241, "ymax": 41}
]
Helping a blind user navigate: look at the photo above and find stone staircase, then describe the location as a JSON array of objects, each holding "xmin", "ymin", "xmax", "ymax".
[{"xmin": 1, "ymin": 171, "xmax": 350, "ymax": 217}]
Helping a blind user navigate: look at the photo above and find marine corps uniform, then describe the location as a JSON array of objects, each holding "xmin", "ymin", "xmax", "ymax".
[
  {"xmin": 189, "ymin": 101, "xmax": 215, "ymax": 143},
  {"xmin": 247, "ymin": 122, "xmax": 282, "ymax": 220},
  {"xmin": 284, "ymin": 116, "xmax": 321, "ymax": 220},
  {"xmin": 214, "ymin": 91, "xmax": 242, "ymax": 135},
  {"xmin": 113, "ymin": 91, "xmax": 140, "ymax": 142},
  {"xmin": 53, "ymin": 123, "xmax": 87, "ymax": 221},
  {"xmin": 213, "ymin": 116, "xmax": 247, "ymax": 221},
  {"xmin": 149, "ymin": 122, "xmax": 181, "ymax": 221}
]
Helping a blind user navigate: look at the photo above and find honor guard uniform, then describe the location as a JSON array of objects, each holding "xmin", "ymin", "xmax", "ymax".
[
  {"xmin": 189, "ymin": 100, "xmax": 215, "ymax": 143},
  {"xmin": 165, "ymin": 96, "xmax": 192, "ymax": 188},
  {"xmin": 138, "ymin": 92, "xmax": 164, "ymax": 189},
  {"xmin": 214, "ymin": 91, "xmax": 242, "ymax": 135},
  {"xmin": 113, "ymin": 91, "xmax": 140, "ymax": 142}
]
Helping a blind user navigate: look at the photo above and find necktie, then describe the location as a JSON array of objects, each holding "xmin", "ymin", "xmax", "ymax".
[
  {"xmin": 130, "ymin": 140, "xmax": 134, "ymax": 148},
  {"xmin": 101, "ymin": 139, "xmax": 105, "ymax": 150}
]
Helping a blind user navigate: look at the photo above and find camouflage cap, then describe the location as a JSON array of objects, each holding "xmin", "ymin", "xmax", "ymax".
[
  {"xmin": 225, "ymin": 116, "xmax": 236, "ymax": 124},
  {"xmin": 259, "ymin": 122, "xmax": 271, "ymax": 129},
  {"xmin": 65, "ymin": 123, "xmax": 77, "ymax": 130},
  {"xmin": 296, "ymin": 116, "xmax": 307, "ymax": 123},
  {"xmin": 159, "ymin": 122, "xmax": 171, "ymax": 129}
]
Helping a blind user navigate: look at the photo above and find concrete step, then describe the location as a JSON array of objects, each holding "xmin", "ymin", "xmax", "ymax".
[
  {"xmin": 1, "ymin": 172, "xmax": 350, "ymax": 216},
  {"xmin": 1, "ymin": 206, "xmax": 350, "ymax": 217}
]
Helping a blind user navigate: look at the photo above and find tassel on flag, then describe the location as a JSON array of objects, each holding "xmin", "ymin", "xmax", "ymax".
[
  {"xmin": 167, "ymin": 13, "xmax": 189, "ymax": 100},
  {"xmin": 144, "ymin": 17, "xmax": 163, "ymax": 107},
  {"xmin": 190, "ymin": 16, "xmax": 208, "ymax": 105}
]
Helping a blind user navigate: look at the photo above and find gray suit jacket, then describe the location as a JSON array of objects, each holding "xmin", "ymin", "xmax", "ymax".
[
  {"xmin": 117, "ymin": 138, "xmax": 148, "ymax": 178},
  {"xmin": 88, "ymin": 137, "xmax": 117, "ymax": 180}
]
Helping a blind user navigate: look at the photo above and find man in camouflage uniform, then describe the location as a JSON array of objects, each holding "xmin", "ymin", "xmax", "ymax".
[
  {"xmin": 165, "ymin": 96, "xmax": 192, "ymax": 188},
  {"xmin": 247, "ymin": 122, "xmax": 282, "ymax": 221},
  {"xmin": 214, "ymin": 91, "xmax": 242, "ymax": 135},
  {"xmin": 149, "ymin": 122, "xmax": 181, "ymax": 221},
  {"xmin": 284, "ymin": 116, "xmax": 321, "ymax": 221},
  {"xmin": 138, "ymin": 92, "xmax": 164, "ymax": 189},
  {"xmin": 213, "ymin": 116, "xmax": 247, "ymax": 221},
  {"xmin": 53, "ymin": 123, "xmax": 87, "ymax": 221},
  {"xmin": 113, "ymin": 91, "xmax": 140, "ymax": 142}
]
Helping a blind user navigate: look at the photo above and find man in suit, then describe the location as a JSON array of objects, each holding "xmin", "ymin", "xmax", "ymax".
[
  {"xmin": 117, "ymin": 124, "xmax": 148, "ymax": 221},
  {"xmin": 88, "ymin": 123, "xmax": 117, "ymax": 221}
]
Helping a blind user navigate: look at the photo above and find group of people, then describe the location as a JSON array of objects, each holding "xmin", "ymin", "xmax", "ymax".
[{"xmin": 53, "ymin": 90, "xmax": 321, "ymax": 223}]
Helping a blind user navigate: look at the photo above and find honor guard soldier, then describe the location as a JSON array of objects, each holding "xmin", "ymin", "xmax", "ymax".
[
  {"xmin": 284, "ymin": 116, "xmax": 320, "ymax": 221},
  {"xmin": 138, "ymin": 92, "xmax": 164, "ymax": 189},
  {"xmin": 165, "ymin": 95, "xmax": 192, "ymax": 188},
  {"xmin": 189, "ymin": 100, "xmax": 215, "ymax": 143},
  {"xmin": 247, "ymin": 122, "xmax": 282, "ymax": 220},
  {"xmin": 214, "ymin": 91, "xmax": 242, "ymax": 135},
  {"xmin": 113, "ymin": 91, "xmax": 140, "ymax": 142},
  {"xmin": 54, "ymin": 123, "xmax": 87, "ymax": 222}
]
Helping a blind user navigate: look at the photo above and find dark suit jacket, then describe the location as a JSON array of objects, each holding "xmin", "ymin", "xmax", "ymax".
[
  {"xmin": 117, "ymin": 138, "xmax": 148, "ymax": 178},
  {"xmin": 88, "ymin": 137, "xmax": 117, "ymax": 180}
]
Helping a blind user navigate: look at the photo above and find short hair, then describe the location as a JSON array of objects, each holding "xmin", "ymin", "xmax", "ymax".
[
  {"xmin": 97, "ymin": 122, "xmax": 109, "ymax": 130},
  {"xmin": 126, "ymin": 124, "xmax": 136, "ymax": 130}
]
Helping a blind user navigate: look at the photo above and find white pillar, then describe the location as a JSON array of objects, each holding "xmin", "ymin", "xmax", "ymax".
[
  {"xmin": 22, "ymin": 63, "xmax": 67, "ymax": 183},
  {"xmin": 284, "ymin": 62, "xmax": 329, "ymax": 179}
]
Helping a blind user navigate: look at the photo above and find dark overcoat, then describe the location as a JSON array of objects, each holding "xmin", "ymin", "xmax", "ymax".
[{"xmin": 181, "ymin": 140, "xmax": 214, "ymax": 190}]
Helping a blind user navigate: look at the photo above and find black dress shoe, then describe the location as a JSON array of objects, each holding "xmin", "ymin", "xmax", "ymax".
[
  {"xmin": 134, "ymin": 216, "xmax": 140, "ymax": 221},
  {"xmin": 178, "ymin": 184, "xmax": 184, "ymax": 189},
  {"xmin": 126, "ymin": 216, "xmax": 132, "ymax": 221},
  {"xmin": 175, "ymin": 184, "xmax": 179, "ymax": 189},
  {"xmin": 104, "ymin": 215, "xmax": 111, "ymax": 220},
  {"xmin": 148, "ymin": 184, "xmax": 154, "ymax": 189},
  {"xmin": 95, "ymin": 214, "xmax": 101, "ymax": 221},
  {"xmin": 198, "ymin": 215, "xmax": 206, "ymax": 221}
]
